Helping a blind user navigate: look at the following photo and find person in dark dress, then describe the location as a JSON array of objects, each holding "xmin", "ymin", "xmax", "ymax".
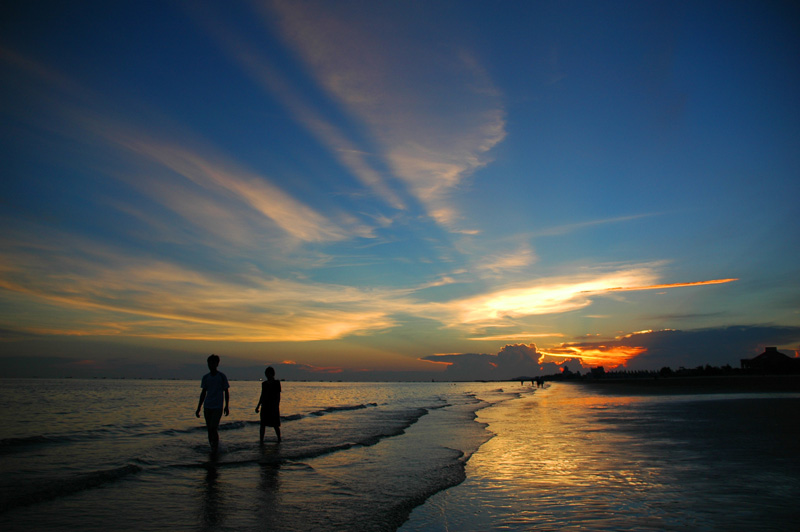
[{"xmin": 255, "ymin": 366, "xmax": 281, "ymax": 443}]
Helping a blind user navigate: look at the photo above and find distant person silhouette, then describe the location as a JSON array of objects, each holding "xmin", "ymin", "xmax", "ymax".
[
  {"xmin": 196, "ymin": 354, "xmax": 230, "ymax": 452},
  {"xmin": 255, "ymin": 366, "xmax": 281, "ymax": 443}
]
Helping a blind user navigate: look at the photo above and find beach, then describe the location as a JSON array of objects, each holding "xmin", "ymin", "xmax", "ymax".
[
  {"xmin": 570, "ymin": 374, "xmax": 800, "ymax": 394},
  {"xmin": 2, "ymin": 379, "xmax": 799, "ymax": 531},
  {"xmin": 403, "ymin": 380, "xmax": 800, "ymax": 531}
]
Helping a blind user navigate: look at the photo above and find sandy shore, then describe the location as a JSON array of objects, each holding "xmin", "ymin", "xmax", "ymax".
[
  {"xmin": 402, "ymin": 381, "xmax": 800, "ymax": 531},
  {"xmin": 570, "ymin": 374, "xmax": 800, "ymax": 394}
]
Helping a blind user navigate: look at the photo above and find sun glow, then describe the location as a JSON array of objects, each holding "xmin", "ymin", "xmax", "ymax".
[{"xmin": 539, "ymin": 345, "xmax": 647, "ymax": 368}]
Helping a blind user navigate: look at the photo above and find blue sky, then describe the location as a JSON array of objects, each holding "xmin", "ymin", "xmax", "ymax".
[{"xmin": 1, "ymin": 1, "xmax": 798, "ymax": 379}]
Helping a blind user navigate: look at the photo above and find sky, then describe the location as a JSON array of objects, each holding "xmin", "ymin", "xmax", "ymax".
[{"xmin": 1, "ymin": 0, "xmax": 799, "ymax": 380}]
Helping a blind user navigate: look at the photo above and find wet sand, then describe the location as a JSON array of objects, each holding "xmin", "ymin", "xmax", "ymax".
[
  {"xmin": 571, "ymin": 374, "xmax": 800, "ymax": 394},
  {"xmin": 401, "ymin": 381, "xmax": 800, "ymax": 531}
]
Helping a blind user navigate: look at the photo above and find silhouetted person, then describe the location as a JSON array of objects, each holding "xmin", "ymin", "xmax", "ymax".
[
  {"xmin": 196, "ymin": 354, "xmax": 230, "ymax": 452},
  {"xmin": 255, "ymin": 366, "xmax": 281, "ymax": 443}
]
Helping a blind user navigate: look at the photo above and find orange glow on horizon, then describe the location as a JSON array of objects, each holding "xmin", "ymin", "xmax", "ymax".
[
  {"xmin": 539, "ymin": 345, "xmax": 647, "ymax": 368},
  {"xmin": 420, "ymin": 357, "xmax": 454, "ymax": 367}
]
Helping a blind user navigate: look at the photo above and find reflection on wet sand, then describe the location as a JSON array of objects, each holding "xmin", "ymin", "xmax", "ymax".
[
  {"xmin": 200, "ymin": 460, "xmax": 224, "ymax": 530},
  {"xmin": 402, "ymin": 382, "xmax": 800, "ymax": 531},
  {"xmin": 469, "ymin": 385, "xmax": 655, "ymax": 528},
  {"xmin": 256, "ymin": 453, "xmax": 282, "ymax": 527}
]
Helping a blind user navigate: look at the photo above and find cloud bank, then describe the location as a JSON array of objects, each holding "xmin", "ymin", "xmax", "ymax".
[
  {"xmin": 419, "ymin": 325, "xmax": 800, "ymax": 381},
  {"xmin": 592, "ymin": 326, "xmax": 800, "ymax": 370},
  {"xmin": 422, "ymin": 344, "xmax": 577, "ymax": 381}
]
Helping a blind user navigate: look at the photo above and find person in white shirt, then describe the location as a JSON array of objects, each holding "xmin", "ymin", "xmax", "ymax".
[{"xmin": 195, "ymin": 354, "xmax": 230, "ymax": 452}]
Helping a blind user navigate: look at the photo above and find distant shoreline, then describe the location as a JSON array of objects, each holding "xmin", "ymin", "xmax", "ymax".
[{"xmin": 569, "ymin": 374, "xmax": 800, "ymax": 394}]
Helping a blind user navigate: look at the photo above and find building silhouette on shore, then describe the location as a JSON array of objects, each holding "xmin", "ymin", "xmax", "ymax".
[{"xmin": 740, "ymin": 347, "xmax": 800, "ymax": 374}]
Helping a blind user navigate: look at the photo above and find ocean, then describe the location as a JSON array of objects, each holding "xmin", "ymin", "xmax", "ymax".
[{"xmin": 1, "ymin": 379, "xmax": 799, "ymax": 531}]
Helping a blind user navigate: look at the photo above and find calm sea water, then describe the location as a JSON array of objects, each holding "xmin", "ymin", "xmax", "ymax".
[
  {"xmin": 1, "ymin": 379, "xmax": 798, "ymax": 531},
  {"xmin": 0, "ymin": 379, "xmax": 509, "ymax": 531}
]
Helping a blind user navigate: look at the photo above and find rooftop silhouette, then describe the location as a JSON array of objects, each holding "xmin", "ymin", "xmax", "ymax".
[{"xmin": 741, "ymin": 347, "xmax": 800, "ymax": 374}]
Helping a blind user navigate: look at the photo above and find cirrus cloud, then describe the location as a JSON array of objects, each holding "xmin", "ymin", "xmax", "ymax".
[{"xmin": 263, "ymin": 0, "xmax": 506, "ymax": 230}]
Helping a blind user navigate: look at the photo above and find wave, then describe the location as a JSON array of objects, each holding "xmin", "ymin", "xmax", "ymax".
[
  {"xmin": 166, "ymin": 406, "xmax": 434, "ymax": 471},
  {"xmin": 0, "ymin": 434, "xmax": 60, "ymax": 454},
  {"xmin": 0, "ymin": 464, "xmax": 142, "ymax": 514},
  {"xmin": 218, "ymin": 420, "xmax": 248, "ymax": 431},
  {"xmin": 308, "ymin": 402, "xmax": 378, "ymax": 416},
  {"xmin": 269, "ymin": 405, "xmax": 432, "ymax": 461},
  {"xmin": 157, "ymin": 403, "xmax": 380, "ymax": 438},
  {"xmin": 2, "ymin": 402, "xmax": 386, "ymax": 457}
]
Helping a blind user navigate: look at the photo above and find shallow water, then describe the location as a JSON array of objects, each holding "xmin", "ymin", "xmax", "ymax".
[
  {"xmin": 3, "ymin": 379, "xmax": 798, "ymax": 531},
  {"xmin": 0, "ymin": 379, "xmax": 517, "ymax": 531},
  {"xmin": 401, "ymin": 382, "xmax": 800, "ymax": 531}
]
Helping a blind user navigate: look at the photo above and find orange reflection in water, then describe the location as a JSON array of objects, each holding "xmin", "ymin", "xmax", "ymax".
[{"xmin": 451, "ymin": 384, "xmax": 665, "ymax": 529}]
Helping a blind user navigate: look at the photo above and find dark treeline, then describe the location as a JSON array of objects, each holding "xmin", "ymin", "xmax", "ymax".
[{"xmin": 525, "ymin": 361, "xmax": 800, "ymax": 383}]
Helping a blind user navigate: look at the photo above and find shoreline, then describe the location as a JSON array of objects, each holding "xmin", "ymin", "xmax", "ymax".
[
  {"xmin": 568, "ymin": 374, "xmax": 800, "ymax": 394},
  {"xmin": 402, "ymin": 381, "xmax": 800, "ymax": 531}
]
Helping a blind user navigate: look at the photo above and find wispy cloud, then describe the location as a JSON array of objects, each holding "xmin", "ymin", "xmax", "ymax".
[
  {"xmin": 525, "ymin": 213, "xmax": 663, "ymax": 239},
  {"xmin": 116, "ymin": 135, "xmax": 362, "ymax": 243},
  {"xmin": 0, "ymin": 48, "xmax": 740, "ymax": 346},
  {"xmin": 1, "ymin": 46, "xmax": 364, "ymax": 249},
  {"xmin": 0, "ymin": 230, "xmax": 743, "ymax": 346},
  {"xmin": 439, "ymin": 266, "xmax": 661, "ymax": 325},
  {"xmin": 597, "ymin": 278, "xmax": 739, "ymax": 292},
  {"xmin": 475, "ymin": 244, "xmax": 538, "ymax": 276},
  {"xmin": 262, "ymin": 0, "xmax": 506, "ymax": 230},
  {"xmin": 186, "ymin": 2, "xmax": 407, "ymax": 212},
  {"xmin": 421, "ymin": 264, "xmax": 738, "ymax": 329},
  {"xmin": 0, "ymin": 231, "xmax": 400, "ymax": 342},
  {"xmin": 469, "ymin": 332, "xmax": 565, "ymax": 342}
]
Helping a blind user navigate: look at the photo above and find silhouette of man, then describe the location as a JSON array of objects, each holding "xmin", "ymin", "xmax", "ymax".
[{"xmin": 196, "ymin": 354, "xmax": 230, "ymax": 452}]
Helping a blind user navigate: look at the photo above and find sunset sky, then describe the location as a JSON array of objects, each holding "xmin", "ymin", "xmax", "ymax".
[{"xmin": 2, "ymin": 1, "xmax": 799, "ymax": 380}]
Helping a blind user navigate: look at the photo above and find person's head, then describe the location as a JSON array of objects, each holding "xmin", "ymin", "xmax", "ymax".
[
  {"xmin": 207, "ymin": 354, "xmax": 220, "ymax": 371},
  {"xmin": 265, "ymin": 366, "xmax": 275, "ymax": 379}
]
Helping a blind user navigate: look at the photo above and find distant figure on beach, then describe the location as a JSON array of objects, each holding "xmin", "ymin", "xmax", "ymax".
[
  {"xmin": 195, "ymin": 354, "xmax": 230, "ymax": 452},
  {"xmin": 255, "ymin": 366, "xmax": 282, "ymax": 443}
]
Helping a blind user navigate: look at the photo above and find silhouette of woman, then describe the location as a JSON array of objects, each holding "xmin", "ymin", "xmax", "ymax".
[{"xmin": 255, "ymin": 366, "xmax": 281, "ymax": 443}]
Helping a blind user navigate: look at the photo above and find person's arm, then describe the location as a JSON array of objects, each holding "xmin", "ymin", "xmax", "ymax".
[
  {"xmin": 255, "ymin": 391, "xmax": 262, "ymax": 413},
  {"xmin": 196, "ymin": 389, "xmax": 207, "ymax": 417},
  {"xmin": 223, "ymin": 388, "xmax": 230, "ymax": 416}
]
